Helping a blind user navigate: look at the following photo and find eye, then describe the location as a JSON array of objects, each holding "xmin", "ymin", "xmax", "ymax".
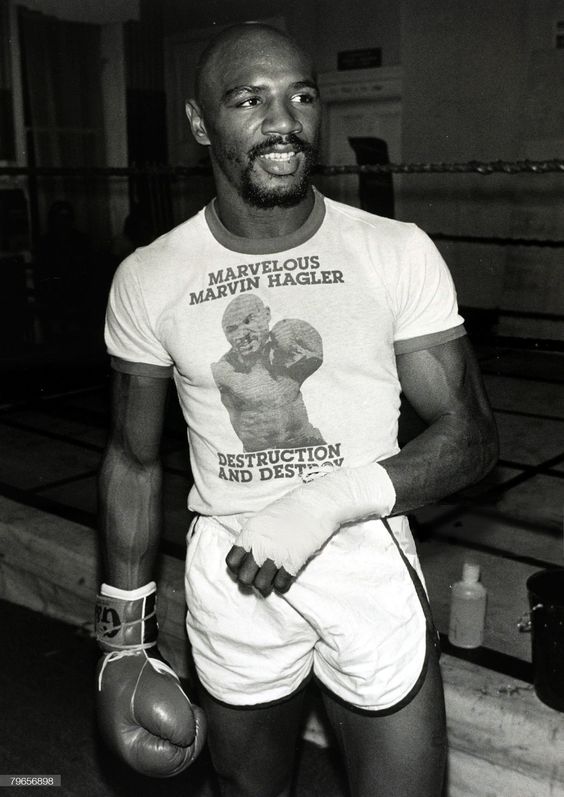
[
  {"xmin": 291, "ymin": 91, "xmax": 318, "ymax": 105},
  {"xmin": 238, "ymin": 96, "xmax": 261, "ymax": 108}
]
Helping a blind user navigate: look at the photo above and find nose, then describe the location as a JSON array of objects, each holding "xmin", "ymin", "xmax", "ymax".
[{"xmin": 261, "ymin": 97, "xmax": 302, "ymax": 137}]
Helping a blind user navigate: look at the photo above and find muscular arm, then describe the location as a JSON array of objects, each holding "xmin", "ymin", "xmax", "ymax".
[
  {"xmin": 226, "ymin": 335, "xmax": 498, "ymax": 595},
  {"xmin": 98, "ymin": 371, "xmax": 170, "ymax": 589},
  {"xmin": 381, "ymin": 335, "xmax": 499, "ymax": 514}
]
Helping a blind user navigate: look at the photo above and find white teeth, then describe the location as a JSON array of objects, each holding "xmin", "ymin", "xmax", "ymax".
[{"xmin": 262, "ymin": 151, "xmax": 296, "ymax": 161}]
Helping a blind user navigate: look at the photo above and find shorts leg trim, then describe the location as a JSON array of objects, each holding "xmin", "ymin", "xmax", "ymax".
[
  {"xmin": 381, "ymin": 518, "xmax": 441, "ymax": 659},
  {"xmin": 314, "ymin": 626, "xmax": 433, "ymax": 717},
  {"xmin": 198, "ymin": 671, "xmax": 313, "ymax": 711}
]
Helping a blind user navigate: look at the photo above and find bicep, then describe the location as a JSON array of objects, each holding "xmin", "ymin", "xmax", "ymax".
[
  {"xmin": 396, "ymin": 335, "xmax": 493, "ymax": 426},
  {"xmin": 109, "ymin": 370, "xmax": 171, "ymax": 464}
]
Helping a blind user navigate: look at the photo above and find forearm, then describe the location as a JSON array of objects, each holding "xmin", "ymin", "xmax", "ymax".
[
  {"xmin": 95, "ymin": 448, "xmax": 206, "ymax": 778},
  {"xmin": 229, "ymin": 339, "xmax": 499, "ymax": 591},
  {"xmin": 230, "ymin": 411, "xmax": 497, "ymax": 589},
  {"xmin": 381, "ymin": 411, "xmax": 498, "ymax": 516},
  {"xmin": 98, "ymin": 444, "xmax": 164, "ymax": 589}
]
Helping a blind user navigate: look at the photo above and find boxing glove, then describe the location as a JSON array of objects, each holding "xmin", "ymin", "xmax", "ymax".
[{"xmin": 95, "ymin": 581, "xmax": 206, "ymax": 777}]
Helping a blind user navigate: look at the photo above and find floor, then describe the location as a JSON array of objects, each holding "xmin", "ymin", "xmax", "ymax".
[
  {"xmin": 1, "ymin": 332, "xmax": 563, "ymax": 795},
  {"xmin": 0, "ymin": 598, "xmax": 348, "ymax": 797}
]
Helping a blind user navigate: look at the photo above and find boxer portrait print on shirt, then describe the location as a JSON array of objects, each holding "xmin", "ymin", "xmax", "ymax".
[{"xmin": 211, "ymin": 293, "xmax": 325, "ymax": 452}]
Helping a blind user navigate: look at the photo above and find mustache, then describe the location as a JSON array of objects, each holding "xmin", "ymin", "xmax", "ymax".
[{"xmin": 248, "ymin": 135, "xmax": 317, "ymax": 162}]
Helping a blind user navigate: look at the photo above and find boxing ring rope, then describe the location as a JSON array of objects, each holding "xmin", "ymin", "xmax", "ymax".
[
  {"xmin": 320, "ymin": 159, "xmax": 564, "ymax": 176},
  {"xmin": 1, "ymin": 158, "xmax": 563, "ymax": 349},
  {"xmin": 1, "ymin": 157, "xmax": 564, "ymax": 175},
  {"xmin": 3, "ymin": 159, "xmax": 564, "ymax": 250},
  {"xmin": 429, "ymin": 233, "xmax": 564, "ymax": 249}
]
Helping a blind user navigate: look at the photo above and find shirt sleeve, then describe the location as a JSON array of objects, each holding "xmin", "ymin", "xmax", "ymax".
[
  {"xmin": 393, "ymin": 226, "xmax": 465, "ymax": 354},
  {"xmin": 104, "ymin": 253, "xmax": 174, "ymax": 376}
]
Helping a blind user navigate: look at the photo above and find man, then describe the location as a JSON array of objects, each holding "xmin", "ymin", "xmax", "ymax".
[
  {"xmin": 95, "ymin": 22, "xmax": 498, "ymax": 797},
  {"xmin": 212, "ymin": 293, "xmax": 325, "ymax": 451}
]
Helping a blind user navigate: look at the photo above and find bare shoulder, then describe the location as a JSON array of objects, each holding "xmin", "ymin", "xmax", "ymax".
[{"xmin": 211, "ymin": 355, "xmax": 233, "ymax": 386}]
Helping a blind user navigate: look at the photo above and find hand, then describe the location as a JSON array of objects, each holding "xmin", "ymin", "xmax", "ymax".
[
  {"xmin": 95, "ymin": 581, "xmax": 206, "ymax": 776},
  {"xmin": 231, "ymin": 462, "xmax": 396, "ymax": 579},
  {"xmin": 96, "ymin": 649, "xmax": 206, "ymax": 777},
  {"xmin": 270, "ymin": 319, "xmax": 323, "ymax": 369},
  {"xmin": 226, "ymin": 545, "xmax": 294, "ymax": 596}
]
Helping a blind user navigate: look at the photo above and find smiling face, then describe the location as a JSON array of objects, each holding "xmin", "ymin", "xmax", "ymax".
[
  {"xmin": 222, "ymin": 294, "xmax": 271, "ymax": 361},
  {"xmin": 187, "ymin": 26, "xmax": 321, "ymax": 209}
]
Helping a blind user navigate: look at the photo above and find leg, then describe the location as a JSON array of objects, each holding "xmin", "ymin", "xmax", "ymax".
[
  {"xmin": 199, "ymin": 686, "xmax": 307, "ymax": 797},
  {"xmin": 321, "ymin": 645, "xmax": 447, "ymax": 797}
]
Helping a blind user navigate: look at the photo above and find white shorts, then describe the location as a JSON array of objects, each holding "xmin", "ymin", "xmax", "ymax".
[{"xmin": 184, "ymin": 513, "xmax": 429, "ymax": 713}]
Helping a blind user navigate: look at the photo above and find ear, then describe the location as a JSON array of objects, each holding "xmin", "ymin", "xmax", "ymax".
[{"xmin": 185, "ymin": 99, "xmax": 210, "ymax": 146}]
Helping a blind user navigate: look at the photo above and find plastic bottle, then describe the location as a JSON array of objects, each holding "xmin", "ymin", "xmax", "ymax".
[{"xmin": 448, "ymin": 562, "xmax": 487, "ymax": 648}]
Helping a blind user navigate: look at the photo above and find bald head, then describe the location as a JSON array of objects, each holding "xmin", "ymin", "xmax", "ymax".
[
  {"xmin": 195, "ymin": 24, "xmax": 313, "ymax": 109},
  {"xmin": 221, "ymin": 293, "xmax": 271, "ymax": 359},
  {"xmin": 186, "ymin": 22, "xmax": 320, "ymax": 212},
  {"xmin": 222, "ymin": 293, "xmax": 268, "ymax": 331}
]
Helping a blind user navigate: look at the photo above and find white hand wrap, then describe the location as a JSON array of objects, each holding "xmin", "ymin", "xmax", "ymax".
[{"xmin": 236, "ymin": 462, "xmax": 396, "ymax": 576}]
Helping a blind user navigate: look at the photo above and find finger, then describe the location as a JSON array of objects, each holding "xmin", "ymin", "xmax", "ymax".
[
  {"xmin": 234, "ymin": 552, "xmax": 260, "ymax": 586},
  {"xmin": 226, "ymin": 545, "xmax": 247, "ymax": 574},
  {"xmin": 253, "ymin": 559, "xmax": 279, "ymax": 597},
  {"xmin": 273, "ymin": 567, "xmax": 294, "ymax": 594}
]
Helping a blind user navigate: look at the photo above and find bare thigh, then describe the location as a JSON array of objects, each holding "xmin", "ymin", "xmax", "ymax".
[
  {"xmin": 321, "ymin": 640, "xmax": 447, "ymax": 797},
  {"xmin": 199, "ymin": 686, "xmax": 307, "ymax": 797}
]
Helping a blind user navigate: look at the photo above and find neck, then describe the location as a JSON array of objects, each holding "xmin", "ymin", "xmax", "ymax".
[{"xmin": 214, "ymin": 184, "xmax": 315, "ymax": 239}]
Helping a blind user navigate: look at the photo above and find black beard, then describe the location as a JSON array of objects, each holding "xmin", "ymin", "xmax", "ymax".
[{"xmin": 241, "ymin": 135, "xmax": 319, "ymax": 209}]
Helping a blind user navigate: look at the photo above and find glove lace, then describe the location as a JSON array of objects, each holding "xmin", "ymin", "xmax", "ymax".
[
  {"xmin": 97, "ymin": 647, "xmax": 181, "ymax": 691},
  {"xmin": 96, "ymin": 609, "xmax": 157, "ymax": 645},
  {"xmin": 97, "ymin": 649, "xmax": 146, "ymax": 690}
]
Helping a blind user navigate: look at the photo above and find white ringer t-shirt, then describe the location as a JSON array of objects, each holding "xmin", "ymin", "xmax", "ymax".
[{"xmin": 105, "ymin": 190, "xmax": 465, "ymax": 518}]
